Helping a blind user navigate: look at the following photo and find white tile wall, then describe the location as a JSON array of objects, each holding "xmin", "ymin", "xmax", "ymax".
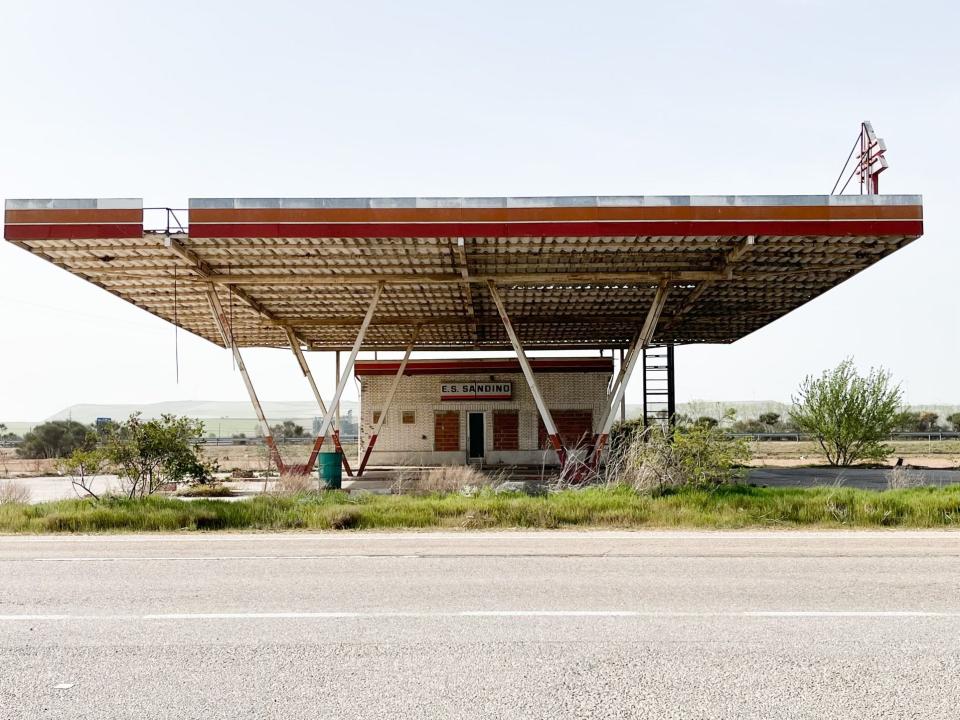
[{"xmin": 358, "ymin": 369, "xmax": 611, "ymax": 465}]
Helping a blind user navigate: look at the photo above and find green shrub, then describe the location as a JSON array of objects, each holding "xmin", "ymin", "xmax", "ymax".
[
  {"xmin": 607, "ymin": 422, "xmax": 751, "ymax": 492},
  {"xmin": 17, "ymin": 420, "xmax": 96, "ymax": 459}
]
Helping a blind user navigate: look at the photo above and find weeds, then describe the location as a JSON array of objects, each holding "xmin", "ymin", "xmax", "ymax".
[
  {"xmin": 1, "ymin": 484, "xmax": 959, "ymax": 533},
  {"xmin": 274, "ymin": 474, "xmax": 314, "ymax": 495},
  {"xmin": 0, "ymin": 480, "xmax": 31, "ymax": 505},
  {"xmin": 391, "ymin": 465, "xmax": 501, "ymax": 495},
  {"xmin": 176, "ymin": 483, "xmax": 235, "ymax": 498},
  {"xmin": 605, "ymin": 423, "xmax": 751, "ymax": 492},
  {"xmin": 886, "ymin": 465, "xmax": 927, "ymax": 490}
]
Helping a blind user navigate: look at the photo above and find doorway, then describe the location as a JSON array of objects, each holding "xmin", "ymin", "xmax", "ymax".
[{"xmin": 468, "ymin": 412, "xmax": 485, "ymax": 461}]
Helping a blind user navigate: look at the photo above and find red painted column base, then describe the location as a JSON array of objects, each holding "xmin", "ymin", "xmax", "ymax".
[{"xmin": 356, "ymin": 434, "xmax": 379, "ymax": 477}]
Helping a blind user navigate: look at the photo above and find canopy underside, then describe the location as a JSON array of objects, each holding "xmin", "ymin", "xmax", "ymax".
[{"xmin": 4, "ymin": 195, "xmax": 923, "ymax": 350}]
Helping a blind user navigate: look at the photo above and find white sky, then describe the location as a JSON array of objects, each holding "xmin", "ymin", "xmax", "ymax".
[{"xmin": 1, "ymin": 0, "xmax": 957, "ymax": 422}]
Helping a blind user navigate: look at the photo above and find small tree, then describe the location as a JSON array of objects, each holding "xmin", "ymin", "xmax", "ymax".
[
  {"xmin": 58, "ymin": 448, "xmax": 108, "ymax": 500},
  {"xmin": 17, "ymin": 420, "xmax": 97, "ymax": 459},
  {"xmin": 918, "ymin": 412, "xmax": 940, "ymax": 432},
  {"xmin": 271, "ymin": 420, "xmax": 305, "ymax": 439},
  {"xmin": 947, "ymin": 413, "xmax": 960, "ymax": 432},
  {"xmin": 790, "ymin": 359, "xmax": 902, "ymax": 466},
  {"xmin": 0, "ymin": 424, "xmax": 20, "ymax": 441},
  {"xmin": 106, "ymin": 414, "xmax": 215, "ymax": 498},
  {"xmin": 731, "ymin": 417, "xmax": 767, "ymax": 434},
  {"xmin": 758, "ymin": 412, "xmax": 780, "ymax": 429}
]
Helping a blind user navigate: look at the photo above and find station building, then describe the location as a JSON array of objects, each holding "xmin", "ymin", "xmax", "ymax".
[{"xmin": 354, "ymin": 357, "xmax": 613, "ymax": 466}]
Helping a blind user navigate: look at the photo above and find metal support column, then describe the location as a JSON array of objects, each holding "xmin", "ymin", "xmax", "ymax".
[
  {"xmin": 357, "ymin": 328, "xmax": 419, "ymax": 476},
  {"xmin": 303, "ymin": 283, "xmax": 384, "ymax": 475},
  {"xmin": 486, "ymin": 281, "xmax": 567, "ymax": 466},
  {"xmin": 335, "ymin": 351, "xmax": 341, "ymax": 434},
  {"xmin": 619, "ymin": 347, "xmax": 626, "ymax": 422},
  {"xmin": 590, "ymin": 281, "xmax": 671, "ymax": 465},
  {"xmin": 596, "ymin": 330, "xmax": 642, "ymax": 438},
  {"xmin": 285, "ymin": 327, "xmax": 353, "ymax": 476},
  {"xmin": 206, "ymin": 285, "xmax": 285, "ymax": 473}
]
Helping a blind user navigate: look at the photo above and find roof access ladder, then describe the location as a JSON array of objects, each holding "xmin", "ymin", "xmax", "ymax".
[{"xmin": 642, "ymin": 345, "xmax": 675, "ymax": 430}]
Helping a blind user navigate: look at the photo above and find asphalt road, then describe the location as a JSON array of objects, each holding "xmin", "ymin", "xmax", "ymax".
[
  {"xmin": 746, "ymin": 466, "xmax": 960, "ymax": 489},
  {"xmin": 2, "ymin": 531, "xmax": 960, "ymax": 719}
]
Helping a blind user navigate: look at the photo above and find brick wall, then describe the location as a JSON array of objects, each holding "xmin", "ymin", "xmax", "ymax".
[
  {"xmin": 492, "ymin": 411, "xmax": 519, "ymax": 450},
  {"xmin": 359, "ymin": 369, "xmax": 611, "ymax": 462},
  {"xmin": 538, "ymin": 410, "xmax": 594, "ymax": 449},
  {"xmin": 434, "ymin": 411, "xmax": 460, "ymax": 451}
]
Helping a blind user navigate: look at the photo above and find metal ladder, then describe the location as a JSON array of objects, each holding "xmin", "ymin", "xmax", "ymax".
[{"xmin": 642, "ymin": 345, "xmax": 675, "ymax": 430}]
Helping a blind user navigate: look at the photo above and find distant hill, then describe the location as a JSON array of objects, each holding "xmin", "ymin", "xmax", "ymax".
[
  {"xmin": 39, "ymin": 400, "xmax": 360, "ymax": 437},
  {"xmin": 45, "ymin": 400, "xmax": 357, "ymax": 424}
]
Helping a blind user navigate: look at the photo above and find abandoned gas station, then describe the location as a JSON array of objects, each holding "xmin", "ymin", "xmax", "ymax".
[{"xmin": 2, "ymin": 125, "xmax": 923, "ymax": 478}]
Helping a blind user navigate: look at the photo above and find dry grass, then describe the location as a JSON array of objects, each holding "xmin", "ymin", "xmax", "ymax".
[
  {"xmin": 886, "ymin": 465, "xmax": 927, "ymax": 490},
  {"xmin": 274, "ymin": 473, "xmax": 315, "ymax": 495},
  {"xmin": 392, "ymin": 465, "xmax": 501, "ymax": 495},
  {"xmin": 175, "ymin": 483, "xmax": 235, "ymax": 498},
  {"xmin": 0, "ymin": 480, "xmax": 31, "ymax": 504},
  {"xmin": 748, "ymin": 439, "xmax": 960, "ymax": 467}
]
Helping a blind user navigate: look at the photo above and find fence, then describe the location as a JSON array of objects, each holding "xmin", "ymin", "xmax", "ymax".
[
  {"xmin": 728, "ymin": 432, "xmax": 960, "ymax": 442},
  {"xmin": 198, "ymin": 435, "xmax": 359, "ymax": 447}
]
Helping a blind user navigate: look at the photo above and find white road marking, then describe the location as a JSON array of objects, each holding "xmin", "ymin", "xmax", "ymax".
[
  {"xmin": 2, "ymin": 610, "xmax": 960, "ymax": 622},
  {"xmin": 18, "ymin": 555, "xmax": 419, "ymax": 562},
  {"xmin": 745, "ymin": 611, "xmax": 957, "ymax": 618}
]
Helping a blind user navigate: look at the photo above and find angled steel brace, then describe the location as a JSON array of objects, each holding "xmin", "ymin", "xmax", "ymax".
[
  {"xmin": 302, "ymin": 283, "xmax": 384, "ymax": 475},
  {"xmin": 596, "ymin": 330, "xmax": 642, "ymax": 437},
  {"xmin": 206, "ymin": 285, "xmax": 285, "ymax": 473},
  {"xmin": 356, "ymin": 326, "xmax": 420, "ymax": 476},
  {"xmin": 486, "ymin": 281, "xmax": 568, "ymax": 466},
  {"xmin": 590, "ymin": 281, "xmax": 671, "ymax": 466},
  {"xmin": 285, "ymin": 327, "xmax": 353, "ymax": 477}
]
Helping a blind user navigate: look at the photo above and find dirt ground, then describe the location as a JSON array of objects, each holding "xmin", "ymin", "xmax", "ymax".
[
  {"xmin": 2, "ymin": 440, "xmax": 957, "ymax": 479},
  {"xmin": 745, "ymin": 439, "xmax": 960, "ymax": 469}
]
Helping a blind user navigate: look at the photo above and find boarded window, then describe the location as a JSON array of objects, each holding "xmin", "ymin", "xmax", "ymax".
[
  {"xmin": 372, "ymin": 410, "xmax": 383, "ymax": 424},
  {"xmin": 493, "ymin": 411, "xmax": 519, "ymax": 451},
  {"xmin": 537, "ymin": 410, "xmax": 593, "ymax": 449},
  {"xmin": 401, "ymin": 410, "xmax": 416, "ymax": 424},
  {"xmin": 434, "ymin": 411, "xmax": 460, "ymax": 451}
]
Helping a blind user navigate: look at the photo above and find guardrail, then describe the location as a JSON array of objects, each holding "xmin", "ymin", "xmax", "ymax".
[
  {"xmin": 198, "ymin": 435, "xmax": 359, "ymax": 447},
  {"xmin": 728, "ymin": 432, "xmax": 960, "ymax": 442}
]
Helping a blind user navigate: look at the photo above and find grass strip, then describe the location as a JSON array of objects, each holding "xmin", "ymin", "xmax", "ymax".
[{"xmin": 2, "ymin": 484, "xmax": 960, "ymax": 533}]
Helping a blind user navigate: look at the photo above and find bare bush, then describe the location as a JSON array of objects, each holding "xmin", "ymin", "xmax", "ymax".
[
  {"xmin": 605, "ymin": 422, "xmax": 751, "ymax": 493},
  {"xmin": 392, "ymin": 465, "xmax": 499, "ymax": 495},
  {"xmin": 0, "ymin": 480, "xmax": 31, "ymax": 505},
  {"xmin": 274, "ymin": 473, "xmax": 314, "ymax": 495},
  {"xmin": 886, "ymin": 465, "xmax": 926, "ymax": 490},
  {"xmin": 548, "ymin": 449, "xmax": 605, "ymax": 491}
]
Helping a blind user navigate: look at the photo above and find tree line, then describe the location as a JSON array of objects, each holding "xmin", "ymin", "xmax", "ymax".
[{"xmin": 684, "ymin": 410, "xmax": 960, "ymax": 434}]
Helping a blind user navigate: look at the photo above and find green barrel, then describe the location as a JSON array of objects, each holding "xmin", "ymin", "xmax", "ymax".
[{"xmin": 317, "ymin": 451, "xmax": 343, "ymax": 489}]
